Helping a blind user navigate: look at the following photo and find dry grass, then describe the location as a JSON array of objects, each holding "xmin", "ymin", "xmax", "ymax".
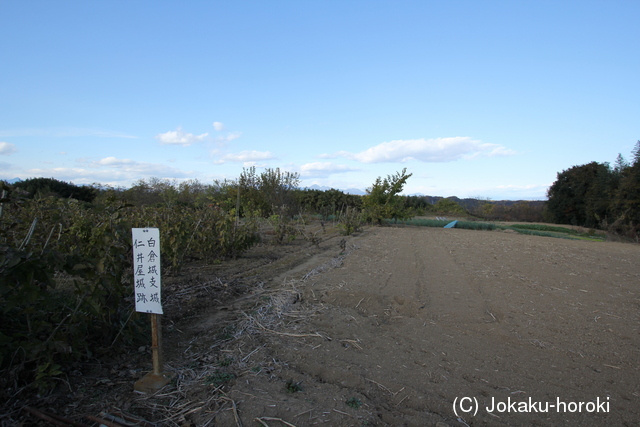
[{"xmin": 127, "ymin": 245, "xmax": 356, "ymax": 426}]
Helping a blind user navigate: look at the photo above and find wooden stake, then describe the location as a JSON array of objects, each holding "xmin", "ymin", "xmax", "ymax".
[
  {"xmin": 134, "ymin": 313, "xmax": 175, "ymax": 394},
  {"xmin": 151, "ymin": 313, "xmax": 162, "ymax": 374}
]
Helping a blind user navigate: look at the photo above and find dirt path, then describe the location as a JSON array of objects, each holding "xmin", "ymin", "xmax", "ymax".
[{"xmin": 201, "ymin": 226, "xmax": 640, "ymax": 426}]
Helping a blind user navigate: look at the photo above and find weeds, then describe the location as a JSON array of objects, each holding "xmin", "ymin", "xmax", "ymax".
[
  {"xmin": 0, "ymin": 184, "xmax": 262, "ymax": 395},
  {"xmin": 338, "ymin": 206, "xmax": 362, "ymax": 236},
  {"xmin": 218, "ymin": 356, "xmax": 233, "ymax": 367},
  {"xmin": 285, "ymin": 379, "xmax": 303, "ymax": 393},
  {"xmin": 509, "ymin": 223, "xmax": 579, "ymax": 234},
  {"xmin": 346, "ymin": 397, "xmax": 362, "ymax": 409},
  {"xmin": 267, "ymin": 211, "xmax": 297, "ymax": 244},
  {"xmin": 388, "ymin": 218, "xmax": 450, "ymax": 227},
  {"xmin": 204, "ymin": 371, "xmax": 236, "ymax": 386}
]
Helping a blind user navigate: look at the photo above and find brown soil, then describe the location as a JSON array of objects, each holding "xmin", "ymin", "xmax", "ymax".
[{"xmin": 9, "ymin": 224, "xmax": 640, "ymax": 426}]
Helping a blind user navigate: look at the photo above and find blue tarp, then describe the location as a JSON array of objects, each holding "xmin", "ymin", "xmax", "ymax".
[{"xmin": 443, "ymin": 220, "xmax": 458, "ymax": 228}]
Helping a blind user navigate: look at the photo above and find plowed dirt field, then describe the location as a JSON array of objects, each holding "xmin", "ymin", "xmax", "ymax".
[{"xmin": 167, "ymin": 225, "xmax": 640, "ymax": 426}]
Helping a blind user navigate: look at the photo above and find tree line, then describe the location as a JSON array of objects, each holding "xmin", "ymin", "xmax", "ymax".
[
  {"xmin": 10, "ymin": 169, "xmax": 548, "ymax": 224},
  {"xmin": 10, "ymin": 141, "xmax": 640, "ymax": 241},
  {"xmin": 545, "ymin": 141, "xmax": 640, "ymax": 240},
  {"xmin": 11, "ymin": 169, "xmax": 363, "ymax": 219}
]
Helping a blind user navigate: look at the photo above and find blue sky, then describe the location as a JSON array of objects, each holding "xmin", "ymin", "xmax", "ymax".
[{"xmin": 1, "ymin": 1, "xmax": 638, "ymax": 200}]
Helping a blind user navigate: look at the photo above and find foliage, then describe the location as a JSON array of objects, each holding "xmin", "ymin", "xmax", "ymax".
[
  {"xmin": 267, "ymin": 209, "xmax": 298, "ymax": 245},
  {"xmin": 0, "ymin": 182, "xmax": 261, "ymax": 393},
  {"xmin": 346, "ymin": 397, "xmax": 362, "ymax": 409},
  {"xmin": 403, "ymin": 195, "xmax": 431, "ymax": 215},
  {"xmin": 395, "ymin": 217, "xmax": 604, "ymax": 241},
  {"xmin": 124, "ymin": 178, "xmax": 213, "ymax": 207},
  {"xmin": 132, "ymin": 205, "xmax": 260, "ymax": 269},
  {"xmin": 547, "ymin": 162, "xmax": 614, "ymax": 227},
  {"xmin": 294, "ymin": 188, "xmax": 362, "ymax": 219},
  {"xmin": 337, "ymin": 206, "xmax": 362, "ymax": 235},
  {"xmin": 0, "ymin": 193, "xmax": 144, "ymax": 393},
  {"xmin": 362, "ymin": 168, "xmax": 413, "ymax": 225},
  {"xmin": 433, "ymin": 198, "xmax": 465, "ymax": 214},
  {"xmin": 239, "ymin": 167, "xmax": 300, "ymax": 217},
  {"xmin": 508, "ymin": 223, "xmax": 579, "ymax": 234},
  {"xmin": 285, "ymin": 379, "xmax": 303, "ymax": 393},
  {"xmin": 406, "ymin": 195, "xmax": 546, "ymax": 223},
  {"xmin": 13, "ymin": 177, "xmax": 98, "ymax": 203},
  {"xmin": 204, "ymin": 371, "xmax": 235, "ymax": 386},
  {"xmin": 455, "ymin": 221, "xmax": 496, "ymax": 231},
  {"xmin": 545, "ymin": 142, "xmax": 640, "ymax": 240},
  {"xmin": 391, "ymin": 218, "xmax": 450, "ymax": 227},
  {"xmin": 610, "ymin": 144, "xmax": 640, "ymax": 240}
]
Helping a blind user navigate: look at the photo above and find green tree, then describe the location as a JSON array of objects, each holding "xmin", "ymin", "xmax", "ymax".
[
  {"xmin": 614, "ymin": 153, "xmax": 629, "ymax": 174},
  {"xmin": 433, "ymin": 198, "xmax": 465, "ymax": 214},
  {"xmin": 239, "ymin": 167, "xmax": 300, "ymax": 217},
  {"xmin": 546, "ymin": 162, "xmax": 613, "ymax": 227},
  {"xmin": 611, "ymin": 144, "xmax": 640, "ymax": 239},
  {"xmin": 632, "ymin": 140, "xmax": 640, "ymax": 166},
  {"xmin": 14, "ymin": 177, "xmax": 98, "ymax": 203},
  {"xmin": 362, "ymin": 168, "xmax": 412, "ymax": 224}
]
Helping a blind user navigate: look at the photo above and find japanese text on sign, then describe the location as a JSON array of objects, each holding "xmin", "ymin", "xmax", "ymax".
[{"xmin": 132, "ymin": 228, "xmax": 163, "ymax": 314}]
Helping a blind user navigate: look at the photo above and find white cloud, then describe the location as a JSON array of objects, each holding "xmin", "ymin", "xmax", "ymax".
[
  {"xmin": 90, "ymin": 158, "xmax": 189, "ymax": 177},
  {"xmin": 213, "ymin": 121, "xmax": 225, "ymax": 131},
  {"xmin": 240, "ymin": 161, "xmax": 268, "ymax": 168},
  {"xmin": 212, "ymin": 132, "xmax": 242, "ymax": 143},
  {"xmin": 220, "ymin": 150, "xmax": 275, "ymax": 163},
  {"xmin": 223, "ymin": 131, "xmax": 242, "ymax": 141},
  {"xmin": 155, "ymin": 126, "xmax": 209, "ymax": 146},
  {"xmin": 0, "ymin": 142, "xmax": 17, "ymax": 155},
  {"xmin": 299, "ymin": 162, "xmax": 359, "ymax": 178},
  {"xmin": 95, "ymin": 156, "xmax": 135, "ymax": 166},
  {"xmin": 327, "ymin": 137, "xmax": 516, "ymax": 163},
  {"xmin": 27, "ymin": 157, "xmax": 190, "ymax": 185}
]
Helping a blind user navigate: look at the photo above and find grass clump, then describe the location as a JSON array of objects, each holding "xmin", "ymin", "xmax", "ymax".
[
  {"xmin": 218, "ymin": 356, "xmax": 233, "ymax": 367},
  {"xmin": 204, "ymin": 371, "xmax": 236, "ymax": 386},
  {"xmin": 285, "ymin": 379, "xmax": 303, "ymax": 393},
  {"xmin": 346, "ymin": 397, "xmax": 362, "ymax": 409}
]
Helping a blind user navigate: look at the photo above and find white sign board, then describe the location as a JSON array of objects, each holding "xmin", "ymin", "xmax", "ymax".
[{"xmin": 132, "ymin": 228, "xmax": 163, "ymax": 314}]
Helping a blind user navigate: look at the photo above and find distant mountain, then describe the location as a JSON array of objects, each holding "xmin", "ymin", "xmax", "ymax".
[
  {"xmin": 343, "ymin": 188, "xmax": 366, "ymax": 196},
  {"xmin": 305, "ymin": 184, "xmax": 331, "ymax": 191},
  {"xmin": 4, "ymin": 177, "xmax": 22, "ymax": 184},
  {"xmin": 301, "ymin": 186, "xmax": 542, "ymax": 203},
  {"xmin": 304, "ymin": 184, "xmax": 366, "ymax": 195},
  {"xmin": 406, "ymin": 194, "xmax": 546, "ymax": 208}
]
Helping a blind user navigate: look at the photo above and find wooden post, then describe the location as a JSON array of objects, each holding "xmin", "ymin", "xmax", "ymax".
[
  {"xmin": 134, "ymin": 314, "xmax": 175, "ymax": 394},
  {"xmin": 150, "ymin": 313, "xmax": 162, "ymax": 375}
]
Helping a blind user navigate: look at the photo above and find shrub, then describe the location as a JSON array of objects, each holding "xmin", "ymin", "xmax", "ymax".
[
  {"xmin": 0, "ymin": 184, "xmax": 261, "ymax": 394},
  {"xmin": 362, "ymin": 168, "xmax": 412, "ymax": 225}
]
